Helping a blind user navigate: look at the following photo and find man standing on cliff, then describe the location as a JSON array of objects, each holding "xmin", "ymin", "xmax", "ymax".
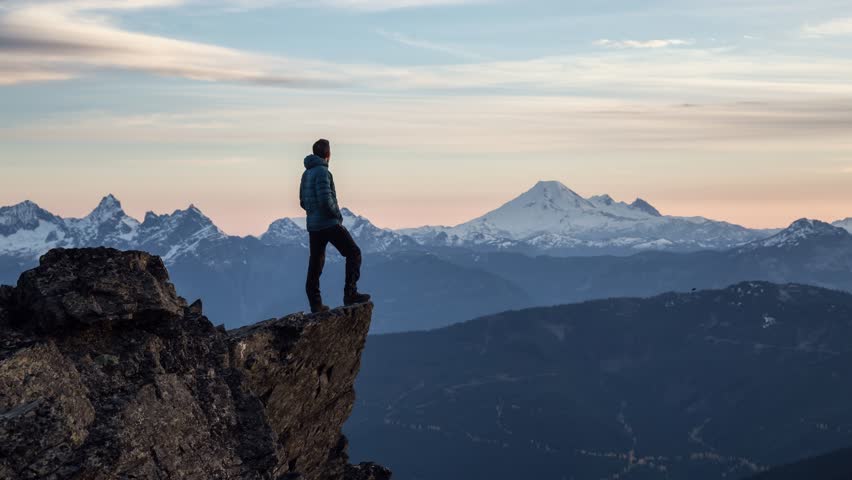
[{"xmin": 300, "ymin": 139, "xmax": 371, "ymax": 313}]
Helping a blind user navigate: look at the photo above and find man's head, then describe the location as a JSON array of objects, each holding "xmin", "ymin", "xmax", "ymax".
[{"xmin": 313, "ymin": 139, "xmax": 331, "ymax": 160}]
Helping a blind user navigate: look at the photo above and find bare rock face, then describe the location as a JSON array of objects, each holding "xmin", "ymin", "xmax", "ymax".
[
  {"xmin": 13, "ymin": 248, "xmax": 186, "ymax": 331},
  {"xmin": 0, "ymin": 248, "xmax": 389, "ymax": 480}
]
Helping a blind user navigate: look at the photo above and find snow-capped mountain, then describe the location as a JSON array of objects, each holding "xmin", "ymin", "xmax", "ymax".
[
  {"xmin": 64, "ymin": 194, "xmax": 141, "ymax": 248},
  {"xmin": 741, "ymin": 218, "xmax": 851, "ymax": 250},
  {"xmin": 260, "ymin": 218, "xmax": 307, "ymax": 247},
  {"xmin": 0, "ymin": 195, "xmax": 227, "ymax": 263},
  {"xmin": 273, "ymin": 208, "xmax": 420, "ymax": 253},
  {"xmin": 136, "ymin": 205, "xmax": 227, "ymax": 262},
  {"xmin": 401, "ymin": 181, "xmax": 771, "ymax": 254},
  {"xmin": 0, "ymin": 196, "xmax": 418, "ymax": 265},
  {"xmin": 0, "ymin": 200, "xmax": 69, "ymax": 258},
  {"xmin": 834, "ymin": 218, "xmax": 852, "ymax": 234}
]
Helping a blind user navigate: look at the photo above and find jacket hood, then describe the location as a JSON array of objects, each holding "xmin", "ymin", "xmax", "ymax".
[{"xmin": 304, "ymin": 154, "xmax": 328, "ymax": 170}]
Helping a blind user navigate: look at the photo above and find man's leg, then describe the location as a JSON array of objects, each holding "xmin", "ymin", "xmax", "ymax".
[
  {"xmin": 327, "ymin": 225, "xmax": 369, "ymax": 304},
  {"xmin": 306, "ymin": 229, "xmax": 330, "ymax": 311}
]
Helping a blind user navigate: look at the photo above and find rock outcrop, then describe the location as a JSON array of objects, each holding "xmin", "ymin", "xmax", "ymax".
[{"xmin": 0, "ymin": 247, "xmax": 390, "ymax": 480}]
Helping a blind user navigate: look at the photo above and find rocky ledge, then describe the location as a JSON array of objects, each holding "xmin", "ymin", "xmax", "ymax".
[{"xmin": 0, "ymin": 247, "xmax": 390, "ymax": 480}]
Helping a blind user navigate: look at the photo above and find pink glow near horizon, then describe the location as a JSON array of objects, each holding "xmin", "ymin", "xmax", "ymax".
[{"xmin": 3, "ymin": 180, "xmax": 849, "ymax": 237}]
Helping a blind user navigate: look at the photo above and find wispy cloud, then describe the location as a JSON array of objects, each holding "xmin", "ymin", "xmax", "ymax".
[
  {"xmin": 0, "ymin": 1, "xmax": 354, "ymax": 87},
  {"xmin": 376, "ymin": 29, "xmax": 484, "ymax": 60},
  {"xmin": 802, "ymin": 17, "xmax": 852, "ymax": 37},
  {"xmin": 595, "ymin": 38, "xmax": 694, "ymax": 49},
  {"xmin": 5, "ymin": 94, "xmax": 852, "ymax": 157},
  {"xmin": 208, "ymin": 0, "xmax": 490, "ymax": 11},
  {"xmin": 0, "ymin": 0, "xmax": 487, "ymax": 87},
  {"xmin": 3, "ymin": 0, "xmax": 852, "ymax": 104},
  {"xmin": 294, "ymin": 0, "xmax": 488, "ymax": 10}
]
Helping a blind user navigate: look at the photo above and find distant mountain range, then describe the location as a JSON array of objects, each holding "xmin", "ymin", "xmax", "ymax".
[
  {"xmin": 0, "ymin": 195, "xmax": 417, "ymax": 263},
  {"xmin": 1, "ymin": 188, "xmax": 851, "ymax": 332},
  {"xmin": 433, "ymin": 218, "xmax": 852, "ymax": 317},
  {"xmin": 401, "ymin": 181, "xmax": 787, "ymax": 254},
  {"xmin": 3, "ymin": 183, "xmax": 850, "ymax": 263},
  {"xmin": 346, "ymin": 282, "xmax": 852, "ymax": 479}
]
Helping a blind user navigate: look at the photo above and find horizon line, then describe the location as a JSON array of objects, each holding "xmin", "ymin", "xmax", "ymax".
[{"xmin": 2, "ymin": 189, "xmax": 848, "ymax": 238}]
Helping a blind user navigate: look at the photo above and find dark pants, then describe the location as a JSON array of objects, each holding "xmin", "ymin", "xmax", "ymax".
[{"xmin": 306, "ymin": 224, "xmax": 362, "ymax": 304}]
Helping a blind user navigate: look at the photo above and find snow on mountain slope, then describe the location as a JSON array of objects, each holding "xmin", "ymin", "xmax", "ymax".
[
  {"xmin": 0, "ymin": 195, "xmax": 418, "ymax": 265},
  {"xmin": 742, "ymin": 218, "xmax": 851, "ymax": 250},
  {"xmin": 136, "ymin": 205, "xmax": 227, "ymax": 261},
  {"xmin": 400, "ymin": 181, "xmax": 769, "ymax": 253},
  {"xmin": 260, "ymin": 218, "xmax": 306, "ymax": 247},
  {"xmin": 279, "ymin": 208, "xmax": 419, "ymax": 253},
  {"xmin": 0, "ymin": 201, "xmax": 69, "ymax": 257},
  {"xmin": 0, "ymin": 196, "xmax": 226, "ymax": 262},
  {"xmin": 834, "ymin": 218, "xmax": 852, "ymax": 234},
  {"xmin": 64, "ymin": 194, "xmax": 140, "ymax": 248}
]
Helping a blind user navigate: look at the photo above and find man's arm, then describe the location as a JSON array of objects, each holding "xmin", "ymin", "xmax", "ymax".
[
  {"xmin": 315, "ymin": 167, "xmax": 342, "ymax": 220},
  {"xmin": 299, "ymin": 172, "xmax": 307, "ymax": 210}
]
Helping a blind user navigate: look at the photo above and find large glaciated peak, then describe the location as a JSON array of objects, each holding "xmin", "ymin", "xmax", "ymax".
[
  {"xmin": 528, "ymin": 180, "xmax": 581, "ymax": 198},
  {"xmin": 630, "ymin": 198, "xmax": 662, "ymax": 217},
  {"xmin": 515, "ymin": 180, "xmax": 593, "ymax": 210}
]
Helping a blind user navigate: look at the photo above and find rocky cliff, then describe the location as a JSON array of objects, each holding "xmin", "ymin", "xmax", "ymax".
[{"xmin": 0, "ymin": 247, "xmax": 390, "ymax": 480}]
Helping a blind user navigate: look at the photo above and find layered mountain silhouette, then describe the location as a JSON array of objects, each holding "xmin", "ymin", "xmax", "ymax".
[
  {"xmin": 1, "ymin": 191, "xmax": 850, "ymax": 332},
  {"xmin": 346, "ymin": 282, "xmax": 852, "ymax": 479}
]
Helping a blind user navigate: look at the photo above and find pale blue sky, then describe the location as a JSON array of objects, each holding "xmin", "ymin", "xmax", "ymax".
[{"xmin": 1, "ymin": 0, "xmax": 851, "ymax": 234}]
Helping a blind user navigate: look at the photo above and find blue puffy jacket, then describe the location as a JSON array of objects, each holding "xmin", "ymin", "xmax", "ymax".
[{"xmin": 299, "ymin": 154, "xmax": 343, "ymax": 232}]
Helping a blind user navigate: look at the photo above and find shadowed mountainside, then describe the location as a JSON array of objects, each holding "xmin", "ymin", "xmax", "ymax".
[
  {"xmin": 747, "ymin": 447, "xmax": 852, "ymax": 479},
  {"xmin": 347, "ymin": 282, "xmax": 852, "ymax": 480}
]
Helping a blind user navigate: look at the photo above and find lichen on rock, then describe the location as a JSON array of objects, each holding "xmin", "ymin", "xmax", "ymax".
[{"xmin": 0, "ymin": 247, "xmax": 389, "ymax": 480}]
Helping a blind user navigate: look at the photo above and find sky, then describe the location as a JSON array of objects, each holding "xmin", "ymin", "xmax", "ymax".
[{"xmin": 1, "ymin": 0, "xmax": 851, "ymax": 235}]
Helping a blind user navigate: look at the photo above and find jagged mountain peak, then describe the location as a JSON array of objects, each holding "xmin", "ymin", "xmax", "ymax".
[
  {"xmin": 260, "ymin": 217, "xmax": 305, "ymax": 246},
  {"xmin": 98, "ymin": 193, "xmax": 121, "ymax": 209},
  {"xmin": 136, "ymin": 204, "xmax": 225, "ymax": 261},
  {"xmin": 86, "ymin": 194, "xmax": 126, "ymax": 221},
  {"xmin": 0, "ymin": 200, "xmax": 69, "ymax": 256},
  {"xmin": 0, "ymin": 200, "xmax": 58, "ymax": 229},
  {"xmin": 630, "ymin": 198, "xmax": 662, "ymax": 217},
  {"xmin": 144, "ymin": 204, "xmax": 217, "ymax": 227},
  {"xmin": 68, "ymin": 194, "xmax": 140, "ymax": 247}
]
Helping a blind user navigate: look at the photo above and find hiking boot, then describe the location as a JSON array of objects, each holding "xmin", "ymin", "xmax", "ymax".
[
  {"xmin": 310, "ymin": 302, "xmax": 330, "ymax": 314},
  {"xmin": 343, "ymin": 292, "xmax": 371, "ymax": 306}
]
